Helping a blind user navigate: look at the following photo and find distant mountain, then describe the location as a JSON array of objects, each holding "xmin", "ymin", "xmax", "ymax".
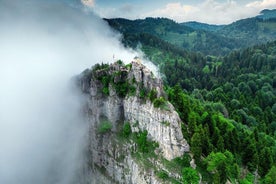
[
  {"xmin": 105, "ymin": 17, "xmax": 193, "ymax": 37},
  {"xmin": 105, "ymin": 9, "xmax": 276, "ymax": 56},
  {"xmin": 257, "ymin": 9, "xmax": 276, "ymax": 20},
  {"xmin": 180, "ymin": 21, "xmax": 225, "ymax": 32},
  {"xmin": 218, "ymin": 10, "xmax": 276, "ymax": 48},
  {"xmin": 105, "ymin": 17, "xmax": 240, "ymax": 56}
]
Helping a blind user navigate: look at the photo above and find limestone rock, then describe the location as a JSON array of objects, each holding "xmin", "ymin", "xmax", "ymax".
[{"xmin": 78, "ymin": 59, "xmax": 190, "ymax": 183}]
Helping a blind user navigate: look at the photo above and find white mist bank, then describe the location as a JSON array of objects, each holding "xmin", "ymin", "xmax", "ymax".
[{"xmin": 0, "ymin": 0, "xmax": 138, "ymax": 184}]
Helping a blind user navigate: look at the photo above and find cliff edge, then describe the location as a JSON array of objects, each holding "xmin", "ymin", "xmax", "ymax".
[{"xmin": 78, "ymin": 59, "xmax": 190, "ymax": 183}]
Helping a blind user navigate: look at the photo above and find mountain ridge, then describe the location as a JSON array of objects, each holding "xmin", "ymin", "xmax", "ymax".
[
  {"xmin": 258, "ymin": 9, "xmax": 276, "ymax": 20},
  {"xmin": 180, "ymin": 21, "xmax": 225, "ymax": 32},
  {"xmin": 105, "ymin": 9, "xmax": 276, "ymax": 56}
]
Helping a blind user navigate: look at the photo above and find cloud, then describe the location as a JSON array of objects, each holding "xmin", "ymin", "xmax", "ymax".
[
  {"xmin": 94, "ymin": 3, "xmax": 143, "ymax": 19},
  {"xmin": 246, "ymin": 0, "xmax": 276, "ymax": 9},
  {"xmin": 146, "ymin": 3, "xmax": 198, "ymax": 21},
  {"xmin": 143, "ymin": 0, "xmax": 276, "ymax": 24},
  {"xmin": 81, "ymin": 0, "xmax": 95, "ymax": 7},
  {"xmin": 0, "ymin": 0, "xmax": 137, "ymax": 183}
]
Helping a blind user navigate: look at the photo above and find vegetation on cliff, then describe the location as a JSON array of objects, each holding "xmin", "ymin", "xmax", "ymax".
[
  {"xmin": 81, "ymin": 29, "xmax": 276, "ymax": 182},
  {"xmin": 83, "ymin": 43, "xmax": 275, "ymax": 182},
  {"xmin": 90, "ymin": 60, "xmax": 168, "ymax": 105}
]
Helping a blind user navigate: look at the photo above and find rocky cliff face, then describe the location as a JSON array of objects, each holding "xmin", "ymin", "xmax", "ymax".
[{"xmin": 78, "ymin": 59, "xmax": 190, "ymax": 183}]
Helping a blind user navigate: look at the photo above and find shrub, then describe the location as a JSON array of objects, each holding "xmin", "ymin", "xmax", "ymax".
[
  {"xmin": 102, "ymin": 86, "xmax": 109, "ymax": 96},
  {"xmin": 116, "ymin": 60, "xmax": 124, "ymax": 65},
  {"xmin": 98, "ymin": 120, "xmax": 112, "ymax": 134},
  {"xmin": 137, "ymin": 130, "xmax": 149, "ymax": 153},
  {"xmin": 96, "ymin": 69, "xmax": 111, "ymax": 96},
  {"xmin": 157, "ymin": 170, "xmax": 169, "ymax": 180},
  {"xmin": 153, "ymin": 97, "xmax": 169, "ymax": 110},
  {"xmin": 101, "ymin": 75, "xmax": 111, "ymax": 86},
  {"xmin": 182, "ymin": 167, "xmax": 199, "ymax": 184},
  {"xmin": 128, "ymin": 85, "xmax": 136, "ymax": 96},
  {"xmin": 112, "ymin": 73, "xmax": 136, "ymax": 98},
  {"xmin": 122, "ymin": 122, "xmax": 131, "ymax": 138},
  {"xmin": 134, "ymin": 130, "xmax": 159, "ymax": 153},
  {"xmin": 131, "ymin": 77, "xmax": 136, "ymax": 84},
  {"xmin": 139, "ymin": 87, "xmax": 147, "ymax": 99},
  {"xmin": 126, "ymin": 63, "xmax": 132, "ymax": 70},
  {"xmin": 161, "ymin": 121, "xmax": 170, "ymax": 126},
  {"xmin": 149, "ymin": 89, "xmax": 158, "ymax": 102},
  {"xmin": 114, "ymin": 81, "xmax": 129, "ymax": 97},
  {"xmin": 92, "ymin": 63, "xmax": 109, "ymax": 72},
  {"xmin": 173, "ymin": 154, "xmax": 191, "ymax": 168}
]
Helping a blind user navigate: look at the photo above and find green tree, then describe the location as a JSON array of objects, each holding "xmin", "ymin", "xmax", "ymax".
[
  {"xmin": 182, "ymin": 167, "xmax": 200, "ymax": 184},
  {"xmin": 217, "ymin": 136, "xmax": 225, "ymax": 152},
  {"xmin": 202, "ymin": 124, "xmax": 213, "ymax": 155},
  {"xmin": 203, "ymin": 65, "xmax": 210, "ymax": 74},
  {"xmin": 263, "ymin": 166, "xmax": 276, "ymax": 184},
  {"xmin": 224, "ymin": 150, "xmax": 239, "ymax": 179},
  {"xmin": 205, "ymin": 152, "xmax": 228, "ymax": 184},
  {"xmin": 188, "ymin": 111, "xmax": 198, "ymax": 135},
  {"xmin": 122, "ymin": 122, "xmax": 131, "ymax": 138},
  {"xmin": 242, "ymin": 137, "xmax": 258, "ymax": 172},
  {"xmin": 259, "ymin": 147, "xmax": 273, "ymax": 177},
  {"xmin": 191, "ymin": 131, "xmax": 202, "ymax": 160}
]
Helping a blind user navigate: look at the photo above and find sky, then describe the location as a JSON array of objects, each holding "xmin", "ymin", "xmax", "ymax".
[{"xmin": 84, "ymin": 0, "xmax": 276, "ymax": 24}]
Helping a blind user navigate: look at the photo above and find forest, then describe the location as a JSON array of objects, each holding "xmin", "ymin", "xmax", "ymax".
[
  {"xmin": 105, "ymin": 11, "xmax": 276, "ymax": 56},
  {"xmin": 105, "ymin": 15, "xmax": 276, "ymax": 183},
  {"xmin": 158, "ymin": 41, "xmax": 275, "ymax": 183}
]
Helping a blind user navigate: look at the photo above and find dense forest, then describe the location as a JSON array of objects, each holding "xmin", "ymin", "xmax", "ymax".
[
  {"xmin": 105, "ymin": 10, "xmax": 276, "ymax": 56},
  {"xmin": 105, "ymin": 17, "xmax": 240, "ymax": 56},
  {"xmin": 148, "ymin": 40, "xmax": 276, "ymax": 184},
  {"xmin": 106, "ymin": 11, "xmax": 276, "ymax": 183}
]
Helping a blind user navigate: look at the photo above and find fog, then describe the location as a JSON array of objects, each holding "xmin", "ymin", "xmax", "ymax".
[{"xmin": 0, "ymin": 0, "xmax": 137, "ymax": 183}]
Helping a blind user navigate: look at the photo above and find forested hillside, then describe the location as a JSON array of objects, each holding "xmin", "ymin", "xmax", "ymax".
[
  {"xmin": 218, "ymin": 17, "xmax": 276, "ymax": 47},
  {"xmin": 107, "ymin": 15, "xmax": 276, "ymax": 182},
  {"xmin": 105, "ymin": 10, "xmax": 276, "ymax": 56},
  {"xmin": 180, "ymin": 21, "xmax": 224, "ymax": 32},
  {"xmin": 150, "ymin": 39, "xmax": 276, "ymax": 184},
  {"xmin": 105, "ymin": 17, "xmax": 239, "ymax": 56}
]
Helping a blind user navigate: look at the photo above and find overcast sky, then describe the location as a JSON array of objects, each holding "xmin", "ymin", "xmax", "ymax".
[{"xmin": 82, "ymin": 0, "xmax": 276, "ymax": 24}]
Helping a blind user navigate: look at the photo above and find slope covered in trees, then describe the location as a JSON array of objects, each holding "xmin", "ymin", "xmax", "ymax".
[
  {"xmin": 124, "ymin": 36, "xmax": 276, "ymax": 182},
  {"xmin": 105, "ymin": 10, "xmax": 276, "ymax": 183},
  {"xmin": 163, "ymin": 41, "xmax": 276, "ymax": 183},
  {"xmin": 105, "ymin": 9, "xmax": 276, "ymax": 56},
  {"xmin": 180, "ymin": 21, "xmax": 224, "ymax": 32},
  {"xmin": 218, "ymin": 17, "xmax": 276, "ymax": 48},
  {"xmin": 105, "ymin": 18, "xmax": 240, "ymax": 56}
]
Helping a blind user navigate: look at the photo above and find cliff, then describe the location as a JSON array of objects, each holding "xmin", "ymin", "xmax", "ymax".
[{"xmin": 78, "ymin": 59, "xmax": 190, "ymax": 183}]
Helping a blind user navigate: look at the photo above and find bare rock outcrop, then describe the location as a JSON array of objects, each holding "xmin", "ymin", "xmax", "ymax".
[{"xmin": 78, "ymin": 59, "xmax": 190, "ymax": 183}]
